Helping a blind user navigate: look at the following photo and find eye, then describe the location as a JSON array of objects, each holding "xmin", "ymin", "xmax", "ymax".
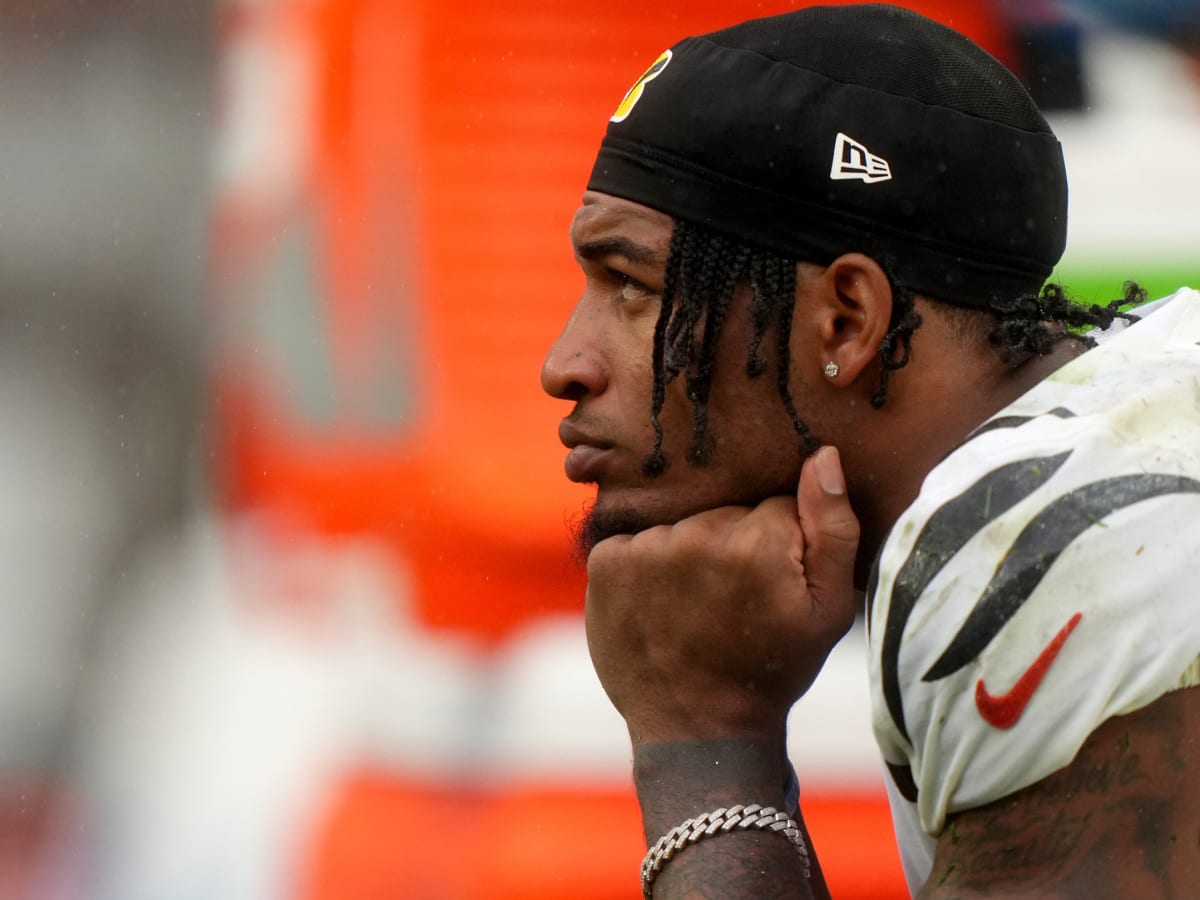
[{"xmin": 611, "ymin": 269, "xmax": 656, "ymax": 305}]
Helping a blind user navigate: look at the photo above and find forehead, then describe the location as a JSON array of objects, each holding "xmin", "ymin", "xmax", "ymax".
[{"xmin": 570, "ymin": 191, "xmax": 674, "ymax": 258}]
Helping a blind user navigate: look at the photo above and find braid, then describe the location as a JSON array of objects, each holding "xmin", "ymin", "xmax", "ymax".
[
  {"xmin": 644, "ymin": 226, "xmax": 686, "ymax": 476},
  {"xmin": 662, "ymin": 225, "xmax": 706, "ymax": 380},
  {"xmin": 770, "ymin": 260, "xmax": 819, "ymax": 454},
  {"xmin": 986, "ymin": 280, "xmax": 1144, "ymax": 361},
  {"xmin": 641, "ymin": 222, "xmax": 1148, "ymax": 479},
  {"xmin": 687, "ymin": 237, "xmax": 751, "ymax": 464},
  {"xmin": 871, "ymin": 260, "xmax": 924, "ymax": 408},
  {"xmin": 745, "ymin": 256, "xmax": 774, "ymax": 377},
  {"xmin": 643, "ymin": 220, "xmax": 822, "ymax": 475},
  {"xmin": 869, "ymin": 268, "xmax": 1145, "ymax": 406}
]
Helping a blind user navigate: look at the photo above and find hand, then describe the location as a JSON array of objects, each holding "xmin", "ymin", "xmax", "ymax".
[{"xmin": 585, "ymin": 446, "xmax": 860, "ymax": 745}]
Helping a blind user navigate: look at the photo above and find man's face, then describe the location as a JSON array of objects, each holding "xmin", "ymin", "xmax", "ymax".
[{"xmin": 541, "ymin": 191, "xmax": 815, "ymax": 551}]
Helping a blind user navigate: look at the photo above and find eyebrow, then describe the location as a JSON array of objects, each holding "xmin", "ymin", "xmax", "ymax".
[{"xmin": 574, "ymin": 236, "xmax": 664, "ymax": 267}]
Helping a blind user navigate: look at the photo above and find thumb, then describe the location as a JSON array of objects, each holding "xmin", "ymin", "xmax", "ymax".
[{"xmin": 797, "ymin": 446, "xmax": 861, "ymax": 609}]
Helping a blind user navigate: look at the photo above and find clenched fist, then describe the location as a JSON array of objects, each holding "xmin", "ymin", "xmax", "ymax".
[{"xmin": 585, "ymin": 446, "xmax": 861, "ymax": 746}]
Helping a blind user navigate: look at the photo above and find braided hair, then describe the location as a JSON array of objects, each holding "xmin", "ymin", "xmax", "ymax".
[{"xmin": 642, "ymin": 218, "xmax": 1144, "ymax": 477}]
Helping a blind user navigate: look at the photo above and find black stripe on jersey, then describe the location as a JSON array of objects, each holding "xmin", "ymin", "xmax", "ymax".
[
  {"xmin": 964, "ymin": 407, "xmax": 1076, "ymax": 443},
  {"xmin": 879, "ymin": 452, "xmax": 1072, "ymax": 743},
  {"xmin": 886, "ymin": 761, "xmax": 919, "ymax": 803},
  {"xmin": 923, "ymin": 473, "xmax": 1200, "ymax": 682}
]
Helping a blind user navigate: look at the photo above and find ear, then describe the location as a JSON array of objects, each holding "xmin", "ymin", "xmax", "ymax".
[{"xmin": 804, "ymin": 253, "xmax": 893, "ymax": 386}]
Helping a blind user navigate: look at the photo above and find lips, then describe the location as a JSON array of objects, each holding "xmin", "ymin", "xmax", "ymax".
[
  {"xmin": 567, "ymin": 444, "xmax": 615, "ymax": 483},
  {"xmin": 558, "ymin": 420, "xmax": 613, "ymax": 484}
]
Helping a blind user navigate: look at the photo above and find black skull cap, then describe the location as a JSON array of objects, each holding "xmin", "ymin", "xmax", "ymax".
[{"xmin": 586, "ymin": 3, "xmax": 1068, "ymax": 306}]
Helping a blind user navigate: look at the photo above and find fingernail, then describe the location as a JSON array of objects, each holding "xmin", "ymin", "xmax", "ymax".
[{"xmin": 815, "ymin": 446, "xmax": 846, "ymax": 496}]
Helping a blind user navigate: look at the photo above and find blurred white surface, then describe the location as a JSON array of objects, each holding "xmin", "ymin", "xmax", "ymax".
[
  {"xmin": 1054, "ymin": 31, "xmax": 1200, "ymax": 265},
  {"xmin": 2, "ymin": 9, "xmax": 1198, "ymax": 900}
]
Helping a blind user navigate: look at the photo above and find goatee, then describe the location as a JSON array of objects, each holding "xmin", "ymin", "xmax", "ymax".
[{"xmin": 569, "ymin": 502, "xmax": 657, "ymax": 566}]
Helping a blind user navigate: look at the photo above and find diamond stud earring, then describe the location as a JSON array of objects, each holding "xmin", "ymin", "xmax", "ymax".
[{"xmin": 823, "ymin": 361, "xmax": 839, "ymax": 378}]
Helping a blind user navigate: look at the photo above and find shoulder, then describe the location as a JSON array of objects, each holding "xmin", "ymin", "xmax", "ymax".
[
  {"xmin": 868, "ymin": 300, "xmax": 1200, "ymax": 838},
  {"xmin": 879, "ymin": 287, "xmax": 1200, "ymax": 611},
  {"xmin": 920, "ymin": 682, "xmax": 1200, "ymax": 897}
]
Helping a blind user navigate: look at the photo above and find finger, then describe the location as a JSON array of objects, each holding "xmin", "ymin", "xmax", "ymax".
[
  {"xmin": 586, "ymin": 532, "xmax": 632, "ymax": 577},
  {"xmin": 797, "ymin": 446, "xmax": 861, "ymax": 614}
]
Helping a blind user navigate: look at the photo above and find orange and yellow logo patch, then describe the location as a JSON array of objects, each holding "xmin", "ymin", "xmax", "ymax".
[{"xmin": 610, "ymin": 49, "xmax": 672, "ymax": 123}]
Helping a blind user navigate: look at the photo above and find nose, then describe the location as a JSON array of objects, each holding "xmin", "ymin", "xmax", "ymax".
[{"xmin": 540, "ymin": 306, "xmax": 609, "ymax": 401}]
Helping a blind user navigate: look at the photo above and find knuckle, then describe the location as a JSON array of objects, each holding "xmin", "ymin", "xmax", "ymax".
[
  {"xmin": 628, "ymin": 523, "xmax": 670, "ymax": 556},
  {"xmin": 822, "ymin": 510, "xmax": 861, "ymax": 550},
  {"xmin": 665, "ymin": 514, "xmax": 723, "ymax": 553},
  {"xmin": 586, "ymin": 534, "xmax": 629, "ymax": 574}
]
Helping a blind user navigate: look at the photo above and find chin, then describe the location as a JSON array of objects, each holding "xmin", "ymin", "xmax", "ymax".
[
  {"xmin": 569, "ymin": 498, "xmax": 660, "ymax": 564},
  {"xmin": 570, "ymin": 459, "xmax": 800, "ymax": 562},
  {"xmin": 570, "ymin": 483, "xmax": 739, "ymax": 563}
]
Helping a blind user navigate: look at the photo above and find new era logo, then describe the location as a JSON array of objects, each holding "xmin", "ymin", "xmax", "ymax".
[{"xmin": 830, "ymin": 132, "xmax": 892, "ymax": 184}]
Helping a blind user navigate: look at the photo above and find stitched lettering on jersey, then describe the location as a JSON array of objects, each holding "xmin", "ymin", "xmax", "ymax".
[
  {"xmin": 923, "ymin": 473, "xmax": 1200, "ymax": 682},
  {"xmin": 879, "ymin": 452, "xmax": 1072, "ymax": 744}
]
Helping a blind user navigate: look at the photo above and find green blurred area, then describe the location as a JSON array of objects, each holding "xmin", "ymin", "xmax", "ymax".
[{"xmin": 1056, "ymin": 264, "xmax": 1198, "ymax": 306}]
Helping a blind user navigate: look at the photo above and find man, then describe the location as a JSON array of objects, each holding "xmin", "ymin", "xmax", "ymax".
[{"xmin": 540, "ymin": 4, "xmax": 1200, "ymax": 898}]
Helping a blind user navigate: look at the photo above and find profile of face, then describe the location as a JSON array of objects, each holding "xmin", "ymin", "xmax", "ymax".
[{"xmin": 541, "ymin": 191, "xmax": 818, "ymax": 554}]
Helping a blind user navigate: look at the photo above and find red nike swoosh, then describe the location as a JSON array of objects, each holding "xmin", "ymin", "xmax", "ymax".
[{"xmin": 975, "ymin": 612, "xmax": 1082, "ymax": 729}]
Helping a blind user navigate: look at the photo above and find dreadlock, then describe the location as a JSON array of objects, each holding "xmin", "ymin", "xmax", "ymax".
[
  {"xmin": 982, "ymin": 280, "xmax": 1145, "ymax": 361},
  {"xmin": 642, "ymin": 219, "xmax": 1147, "ymax": 478},
  {"xmin": 643, "ymin": 220, "xmax": 921, "ymax": 475}
]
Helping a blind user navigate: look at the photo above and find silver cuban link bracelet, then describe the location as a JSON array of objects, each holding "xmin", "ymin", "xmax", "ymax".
[{"xmin": 640, "ymin": 803, "xmax": 811, "ymax": 898}]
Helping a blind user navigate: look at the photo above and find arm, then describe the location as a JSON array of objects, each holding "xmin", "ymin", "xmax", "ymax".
[
  {"xmin": 632, "ymin": 738, "xmax": 832, "ymax": 900},
  {"xmin": 585, "ymin": 448, "xmax": 859, "ymax": 898},
  {"xmin": 920, "ymin": 682, "xmax": 1200, "ymax": 898}
]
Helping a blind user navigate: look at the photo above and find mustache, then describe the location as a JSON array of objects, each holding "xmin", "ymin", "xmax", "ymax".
[{"xmin": 562, "ymin": 409, "xmax": 619, "ymax": 444}]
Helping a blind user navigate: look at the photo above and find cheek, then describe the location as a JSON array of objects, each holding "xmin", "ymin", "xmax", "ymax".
[
  {"xmin": 612, "ymin": 354, "xmax": 659, "ymax": 434},
  {"xmin": 708, "ymin": 366, "xmax": 814, "ymax": 473},
  {"xmin": 712, "ymin": 406, "xmax": 807, "ymax": 488}
]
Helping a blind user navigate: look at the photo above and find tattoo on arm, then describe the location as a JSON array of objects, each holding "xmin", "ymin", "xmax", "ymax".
[{"xmin": 922, "ymin": 684, "xmax": 1200, "ymax": 898}]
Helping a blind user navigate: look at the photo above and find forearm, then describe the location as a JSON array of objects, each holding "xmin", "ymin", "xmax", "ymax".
[
  {"xmin": 584, "ymin": 453, "xmax": 860, "ymax": 897},
  {"xmin": 633, "ymin": 738, "xmax": 830, "ymax": 899}
]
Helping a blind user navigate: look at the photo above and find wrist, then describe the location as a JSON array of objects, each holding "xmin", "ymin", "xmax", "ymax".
[
  {"xmin": 622, "ymin": 695, "xmax": 793, "ymax": 747},
  {"xmin": 641, "ymin": 803, "xmax": 811, "ymax": 898},
  {"xmin": 632, "ymin": 737, "xmax": 792, "ymax": 843}
]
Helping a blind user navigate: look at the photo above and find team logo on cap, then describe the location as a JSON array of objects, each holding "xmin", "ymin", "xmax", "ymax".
[
  {"xmin": 830, "ymin": 132, "xmax": 893, "ymax": 184},
  {"xmin": 610, "ymin": 49, "xmax": 672, "ymax": 123}
]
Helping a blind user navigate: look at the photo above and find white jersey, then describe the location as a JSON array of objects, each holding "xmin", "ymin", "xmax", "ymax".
[{"xmin": 866, "ymin": 287, "xmax": 1200, "ymax": 893}]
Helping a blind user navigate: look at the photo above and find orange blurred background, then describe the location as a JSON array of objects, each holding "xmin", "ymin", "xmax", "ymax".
[
  {"xmin": 207, "ymin": 2, "xmax": 1016, "ymax": 897},
  {"xmin": 24, "ymin": 1, "xmax": 1194, "ymax": 898}
]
